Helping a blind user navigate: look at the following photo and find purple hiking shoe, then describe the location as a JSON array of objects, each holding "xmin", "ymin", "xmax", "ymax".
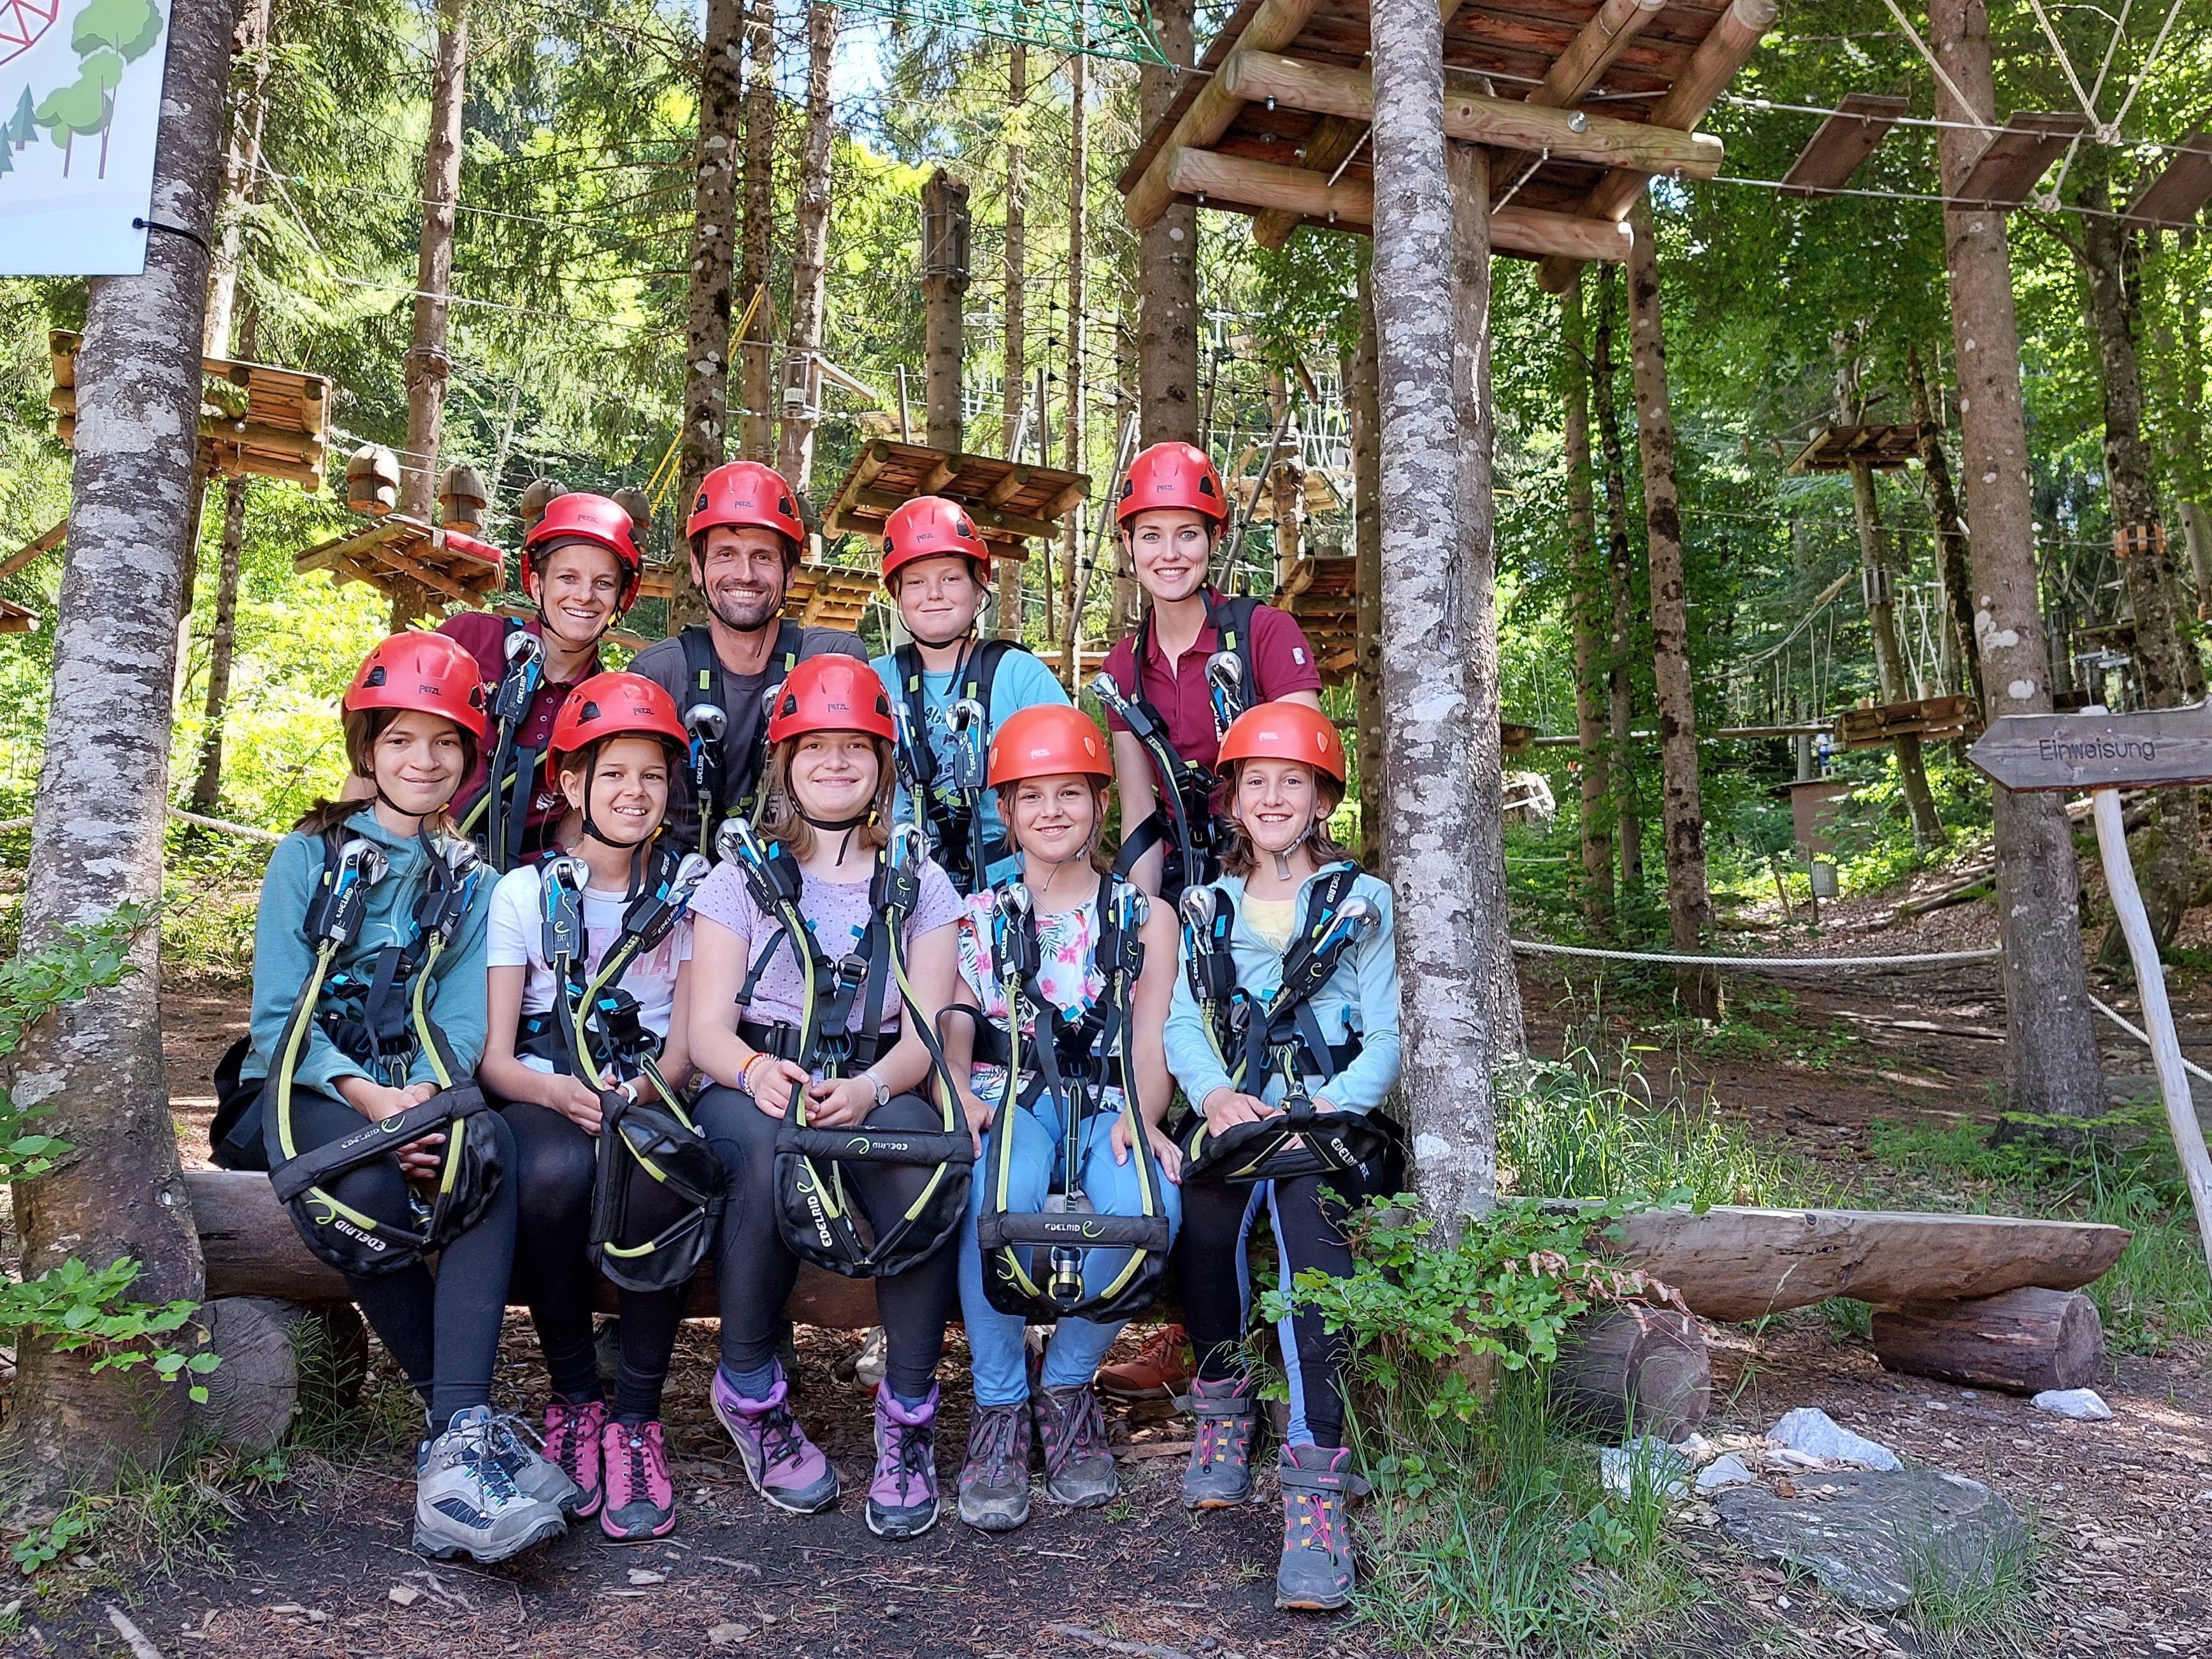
[
  {"xmin": 712, "ymin": 1362, "xmax": 840, "ymax": 1514},
  {"xmin": 866, "ymin": 1384, "xmax": 942, "ymax": 1540}
]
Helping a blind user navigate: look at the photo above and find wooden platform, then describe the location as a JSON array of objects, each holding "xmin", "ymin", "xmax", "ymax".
[
  {"xmin": 633, "ymin": 559, "xmax": 880, "ymax": 633},
  {"xmin": 1837, "ymin": 694, "xmax": 1978, "ymax": 749},
  {"xmin": 296, "ymin": 515, "xmax": 505, "ymax": 605},
  {"xmin": 1788, "ymin": 423, "xmax": 1926, "ymax": 475},
  {"xmin": 821, "ymin": 439, "xmax": 1091, "ymax": 559},
  {"xmin": 1274, "ymin": 550, "xmax": 1357, "ymax": 683},
  {"xmin": 0, "ymin": 597, "xmax": 36, "ymax": 634},
  {"xmin": 50, "ymin": 329, "xmax": 334, "ymax": 493}
]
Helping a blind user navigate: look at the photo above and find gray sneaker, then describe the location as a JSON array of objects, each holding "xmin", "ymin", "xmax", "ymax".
[
  {"xmin": 414, "ymin": 1406, "xmax": 568, "ymax": 1564},
  {"xmin": 1035, "ymin": 1383, "xmax": 1118, "ymax": 1508},
  {"xmin": 1177, "ymin": 1375, "xmax": 1258, "ymax": 1509},
  {"xmin": 1275, "ymin": 1443, "xmax": 1368, "ymax": 1611},
  {"xmin": 485, "ymin": 1410, "xmax": 584, "ymax": 1515},
  {"xmin": 957, "ymin": 1402, "xmax": 1032, "ymax": 1532}
]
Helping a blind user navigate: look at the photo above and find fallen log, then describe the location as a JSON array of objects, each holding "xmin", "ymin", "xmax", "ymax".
[
  {"xmin": 1871, "ymin": 1287, "xmax": 2105, "ymax": 1395},
  {"xmin": 1551, "ymin": 1307, "xmax": 1711, "ymax": 1439},
  {"xmin": 189, "ymin": 1297, "xmax": 367, "ymax": 1454}
]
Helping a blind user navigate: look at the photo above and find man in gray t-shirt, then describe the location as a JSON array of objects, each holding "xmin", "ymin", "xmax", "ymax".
[{"xmin": 628, "ymin": 460, "xmax": 866, "ymax": 853}]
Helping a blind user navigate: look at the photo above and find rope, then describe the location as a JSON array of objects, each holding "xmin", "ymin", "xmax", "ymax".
[
  {"xmin": 1875, "ymin": 0, "xmax": 1995, "ymax": 134},
  {"xmin": 2090, "ymin": 994, "xmax": 2212, "ymax": 1088},
  {"xmin": 0, "ymin": 807, "xmax": 283, "ymax": 845},
  {"xmin": 1511, "ymin": 939, "xmax": 2001, "ymax": 970}
]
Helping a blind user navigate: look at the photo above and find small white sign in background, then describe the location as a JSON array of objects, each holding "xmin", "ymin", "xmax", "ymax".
[{"xmin": 0, "ymin": 0, "xmax": 176, "ymax": 275}]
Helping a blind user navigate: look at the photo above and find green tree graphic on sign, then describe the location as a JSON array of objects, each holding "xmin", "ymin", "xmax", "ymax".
[{"xmin": 34, "ymin": 0, "xmax": 160, "ymax": 179}]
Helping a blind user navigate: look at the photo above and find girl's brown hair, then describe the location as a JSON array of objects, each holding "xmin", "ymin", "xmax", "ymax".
[
  {"xmin": 294, "ymin": 708, "xmax": 480, "ymax": 838},
  {"xmin": 754, "ymin": 733, "xmax": 898, "ymax": 859},
  {"xmin": 1216, "ymin": 759, "xmax": 1352, "ymax": 879},
  {"xmin": 993, "ymin": 777, "xmax": 1114, "ymax": 875}
]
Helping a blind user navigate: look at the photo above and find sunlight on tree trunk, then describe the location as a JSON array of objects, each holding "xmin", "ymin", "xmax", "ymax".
[
  {"xmin": 1561, "ymin": 271, "xmax": 1612, "ymax": 931},
  {"xmin": 775, "ymin": 3, "xmax": 838, "ymax": 490}
]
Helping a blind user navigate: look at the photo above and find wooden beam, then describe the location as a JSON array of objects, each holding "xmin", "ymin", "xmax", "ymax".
[
  {"xmin": 1577, "ymin": 0, "xmax": 1779, "ymax": 224},
  {"xmin": 1033, "ymin": 477, "xmax": 1091, "ymax": 519},
  {"xmin": 1537, "ymin": 0, "xmax": 1669, "ymax": 108},
  {"xmin": 1219, "ymin": 50, "xmax": 1724, "ymax": 176},
  {"xmin": 1254, "ymin": 113, "xmax": 1369, "ymax": 250},
  {"xmin": 981, "ymin": 466, "xmax": 1030, "ymax": 507},
  {"xmin": 2124, "ymin": 129, "xmax": 2212, "ymax": 227},
  {"xmin": 1953, "ymin": 111, "xmax": 2088, "ymax": 208},
  {"xmin": 1168, "ymin": 148, "xmax": 1637, "ymax": 262},
  {"xmin": 1, "ymin": 520, "xmax": 66, "ymax": 582},
  {"xmin": 1123, "ymin": 0, "xmax": 1323, "ymax": 230},
  {"xmin": 918, "ymin": 456, "xmax": 959, "ymax": 493},
  {"xmin": 1781, "ymin": 92, "xmax": 1909, "ymax": 196}
]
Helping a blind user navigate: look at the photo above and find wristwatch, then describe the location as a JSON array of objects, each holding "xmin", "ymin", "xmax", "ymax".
[{"xmin": 859, "ymin": 1067, "xmax": 890, "ymax": 1108}]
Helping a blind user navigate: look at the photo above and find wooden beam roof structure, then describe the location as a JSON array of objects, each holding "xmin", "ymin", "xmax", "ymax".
[
  {"xmin": 1116, "ymin": 0, "xmax": 1777, "ymax": 277},
  {"xmin": 819, "ymin": 438, "xmax": 1091, "ymax": 557},
  {"xmin": 1787, "ymin": 423, "xmax": 1927, "ymax": 475}
]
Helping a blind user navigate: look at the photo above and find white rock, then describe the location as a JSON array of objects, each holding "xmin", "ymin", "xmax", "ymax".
[
  {"xmin": 1674, "ymin": 1432, "xmax": 1720, "ymax": 1465},
  {"xmin": 1601, "ymin": 1435, "xmax": 1690, "ymax": 1500},
  {"xmin": 387, "ymin": 1586, "xmax": 421, "ymax": 1607},
  {"xmin": 2030, "ymin": 1388, "xmax": 2112, "ymax": 1421},
  {"xmin": 1767, "ymin": 1407, "xmax": 1903, "ymax": 1471},
  {"xmin": 1696, "ymin": 1453, "xmax": 1755, "ymax": 1490}
]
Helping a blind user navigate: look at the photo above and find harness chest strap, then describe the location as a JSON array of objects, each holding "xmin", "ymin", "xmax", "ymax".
[{"xmin": 681, "ymin": 620, "xmax": 803, "ymax": 830}]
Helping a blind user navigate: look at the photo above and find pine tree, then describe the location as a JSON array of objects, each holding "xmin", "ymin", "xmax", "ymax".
[{"xmin": 11, "ymin": 85, "xmax": 33, "ymax": 148}]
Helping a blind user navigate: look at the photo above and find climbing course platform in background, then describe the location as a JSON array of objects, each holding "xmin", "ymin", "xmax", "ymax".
[
  {"xmin": 1838, "ymin": 694, "xmax": 1979, "ymax": 750},
  {"xmin": 835, "ymin": 0, "xmax": 1167, "ymax": 63},
  {"xmin": 296, "ymin": 517, "xmax": 504, "ymax": 607},
  {"xmin": 0, "ymin": 597, "xmax": 35, "ymax": 633},
  {"xmin": 49, "ymin": 329, "xmax": 334, "ymax": 493},
  {"xmin": 821, "ymin": 438, "xmax": 1090, "ymax": 563},
  {"xmin": 1273, "ymin": 549, "xmax": 1355, "ymax": 684},
  {"xmin": 1786, "ymin": 423, "xmax": 1925, "ymax": 475},
  {"xmin": 633, "ymin": 559, "xmax": 879, "ymax": 634}
]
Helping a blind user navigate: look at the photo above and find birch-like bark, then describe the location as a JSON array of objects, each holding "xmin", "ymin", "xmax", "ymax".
[
  {"xmin": 1058, "ymin": 46, "xmax": 1088, "ymax": 686},
  {"xmin": 1370, "ymin": 0, "xmax": 1494, "ymax": 1230},
  {"xmin": 998, "ymin": 43, "xmax": 1026, "ymax": 640},
  {"xmin": 1848, "ymin": 456, "xmax": 1944, "ymax": 848},
  {"xmin": 0, "ymin": 0, "xmax": 231, "ymax": 1519},
  {"xmin": 736, "ymin": 0, "xmax": 777, "ymax": 462},
  {"xmin": 775, "ymin": 3, "xmax": 838, "ymax": 488},
  {"xmin": 1562, "ymin": 272, "xmax": 1612, "ymax": 928},
  {"xmin": 1625, "ymin": 201, "xmax": 1715, "ymax": 1016},
  {"xmin": 677, "ymin": 0, "xmax": 743, "ymax": 628},
  {"xmin": 1906, "ymin": 343, "xmax": 1983, "ymax": 712},
  {"xmin": 1137, "ymin": 0, "xmax": 1198, "ymax": 444},
  {"xmin": 1352, "ymin": 279, "xmax": 1386, "ymax": 873},
  {"xmin": 1929, "ymin": 0, "xmax": 2104, "ymax": 1121},
  {"xmin": 1593, "ymin": 264, "xmax": 1642, "ymax": 894}
]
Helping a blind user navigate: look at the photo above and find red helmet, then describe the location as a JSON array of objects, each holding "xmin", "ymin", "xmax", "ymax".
[
  {"xmin": 688, "ymin": 459, "xmax": 805, "ymax": 561},
  {"xmin": 1216, "ymin": 701, "xmax": 1345, "ymax": 783},
  {"xmin": 549, "ymin": 671, "xmax": 687, "ymax": 763},
  {"xmin": 345, "ymin": 631, "xmax": 489, "ymax": 741},
  {"xmin": 1117, "ymin": 441, "xmax": 1228, "ymax": 527},
  {"xmin": 882, "ymin": 494, "xmax": 991, "ymax": 584},
  {"xmin": 522, "ymin": 492, "xmax": 644, "ymax": 610},
  {"xmin": 765, "ymin": 655, "xmax": 896, "ymax": 745},
  {"xmin": 988, "ymin": 704, "xmax": 1112, "ymax": 787}
]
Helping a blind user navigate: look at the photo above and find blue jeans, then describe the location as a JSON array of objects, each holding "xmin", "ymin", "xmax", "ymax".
[{"xmin": 959, "ymin": 1096, "xmax": 1182, "ymax": 1409}]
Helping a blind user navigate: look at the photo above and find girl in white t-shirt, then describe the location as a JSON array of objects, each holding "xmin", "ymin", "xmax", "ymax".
[{"xmin": 478, "ymin": 671, "xmax": 700, "ymax": 1544}]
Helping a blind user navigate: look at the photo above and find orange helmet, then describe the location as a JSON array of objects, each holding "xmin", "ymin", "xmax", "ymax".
[
  {"xmin": 549, "ymin": 671, "xmax": 687, "ymax": 763},
  {"xmin": 1216, "ymin": 701, "xmax": 1345, "ymax": 783},
  {"xmin": 687, "ymin": 459, "xmax": 805, "ymax": 560},
  {"xmin": 345, "ymin": 631, "xmax": 489, "ymax": 741},
  {"xmin": 988, "ymin": 704, "xmax": 1113, "ymax": 787},
  {"xmin": 882, "ymin": 494, "xmax": 990, "ymax": 584},
  {"xmin": 521, "ymin": 491, "xmax": 644, "ymax": 610},
  {"xmin": 765, "ymin": 656, "xmax": 896, "ymax": 745},
  {"xmin": 1117, "ymin": 440, "xmax": 1228, "ymax": 527}
]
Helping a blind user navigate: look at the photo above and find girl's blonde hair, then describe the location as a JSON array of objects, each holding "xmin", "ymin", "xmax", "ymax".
[
  {"xmin": 754, "ymin": 733, "xmax": 898, "ymax": 859},
  {"xmin": 1216, "ymin": 759, "xmax": 1351, "ymax": 879},
  {"xmin": 294, "ymin": 708, "xmax": 477, "ymax": 838}
]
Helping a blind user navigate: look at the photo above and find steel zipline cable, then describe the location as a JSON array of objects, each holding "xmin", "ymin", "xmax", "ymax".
[{"xmin": 1510, "ymin": 939, "xmax": 2002, "ymax": 970}]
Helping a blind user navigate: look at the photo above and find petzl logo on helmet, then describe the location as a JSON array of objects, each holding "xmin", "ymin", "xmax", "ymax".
[{"xmin": 419, "ymin": 682, "xmax": 442, "ymax": 697}]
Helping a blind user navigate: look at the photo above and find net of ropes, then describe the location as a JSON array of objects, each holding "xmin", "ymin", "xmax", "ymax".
[{"xmin": 839, "ymin": 0, "xmax": 1169, "ymax": 64}]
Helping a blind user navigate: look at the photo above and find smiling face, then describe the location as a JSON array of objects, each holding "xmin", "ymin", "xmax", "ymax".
[
  {"xmin": 529, "ymin": 541, "xmax": 626, "ymax": 646},
  {"xmin": 369, "ymin": 710, "xmax": 468, "ymax": 816},
  {"xmin": 1122, "ymin": 508, "xmax": 1216, "ymax": 604},
  {"xmin": 786, "ymin": 731, "xmax": 881, "ymax": 822},
  {"xmin": 891, "ymin": 553, "xmax": 987, "ymax": 643},
  {"xmin": 559, "ymin": 734, "xmax": 671, "ymax": 844},
  {"xmin": 693, "ymin": 524, "xmax": 792, "ymax": 633},
  {"xmin": 1006, "ymin": 773, "xmax": 1103, "ymax": 865},
  {"xmin": 1233, "ymin": 758, "xmax": 1324, "ymax": 857}
]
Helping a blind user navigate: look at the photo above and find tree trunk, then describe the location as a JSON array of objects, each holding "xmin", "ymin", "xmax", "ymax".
[
  {"xmin": 1848, "ymin": 456, "xmax": 1944, "ymax": 849},
  {"xmin": 736, "ymin": 0, "xmax": 777, "ymax": 463},
  {"xmin": 2154, "ymin": 228, "xmax": 2212, "ymax": 602},
  {"xmin": 394, "ymin": 0, "xmax": 466, "ymax": 629},
  {"xmin": 1906, "ymin": 342, "xmax": 1983, "ymax": 712},
  {"xmin": 1448, "ymin": 141, "xmax": 1523, "ymax": 1059},
  {"xmin": 1369, "ymin": 0, "xmax": 1495, "ymax": 1232},
  {"xmin": 203, "ymin": 0, "xmax": 271, "ymax": 359},
  {"xmin": 1928, "ymin": 0, "xmax": 2104, "ymax": 1123},
  {"xmin": 1058, "ymin": 46, "xmax": 1088, "ymax": 687},
  {"xmin": 1137, "ymin": 0, "xmax": 1198, "ymax": 445},
  {"xmin": 1870, "ymin": 1287, "xmax": 2104, "ymax": 1395},
  {"xmin": 921, "ymin": 169, "xmax": 969, "ymax": 454},
  {"xmin": 0, "ymin": 0, "xmax": 231, "ymax": 1522},
  {"xmin": 1352, "ymin": 285, "xmax": 1386, "ymax": 874},
  {"xmin": 677, "ymin": 0, "xmax": 744, "ymax": 628},
  {"xmin": 2077, "ymin": 151, "xmax": 2199, "ymax": 953},
  {"xmin": 998, "ymin": 42, "xmax": 1026, "ymax": 642},
  {"xmin": 189, "ymin": 470, "xmax": 248, "ymax": 812},
  {"xmin": 1593, "ymin": 264, "xmax": 1641, "ymax": 896},
  {"xmin": 1562, "ymin": 271, "xmax": 1612, "ymax": 929},
  {"xmin": 1624, "ymin": 201, "xmax": 1715, "ymax": 1016},
  {"xmin": 1266, "ymin": 368, "xmax": 1302, "ymax": 589},
  {"xmin": 774, "ymin": 3, "xmax": 838, "ymax": 489}
]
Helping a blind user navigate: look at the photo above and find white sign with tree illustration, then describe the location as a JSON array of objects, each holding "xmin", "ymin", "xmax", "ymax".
[{"xmin": 1, "ymin": 0, "xmax": 173, "ymax": 275}]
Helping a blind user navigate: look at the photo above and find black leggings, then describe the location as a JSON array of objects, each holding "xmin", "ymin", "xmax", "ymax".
[
  {"xmin": 256, "ymin": 1084, "xmax": 517, "ymax": 1433},
  {"xmin": 1179, "ymin": 1168, "xmax": 1376, "ymax": 1450},
  {"xmin": 692, "ymin": 1085, "xmax": 959, "ymax": 1401},
  {"xmin": 500, "ymin": 1100, "xmax": 691, "ymax": 1421}
]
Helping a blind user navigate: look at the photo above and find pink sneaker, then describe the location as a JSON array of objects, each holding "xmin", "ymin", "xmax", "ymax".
[
  {"xmin": 543, "ymin": 1398, "xmax": 605, "ymax": 1518},
  {"xmin": 866, "ymin": 1384, "xmax": 940, "ymax": 1540},
  {"xmin": 712, "ymin": 1363, "xmax": 840, "ymax": 1514},
  {"xmin": 599, "ymin": 1418, "xmax": 677, "ymax": 1542}
]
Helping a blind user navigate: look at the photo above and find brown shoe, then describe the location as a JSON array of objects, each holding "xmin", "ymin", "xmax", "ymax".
[{"xmin": 1098, "ymin": 1324, "xmax": 1191, "ymax": 1402}]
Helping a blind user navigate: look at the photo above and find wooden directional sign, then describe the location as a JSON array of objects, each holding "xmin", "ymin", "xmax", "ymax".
[{"xmin": 1969, "ymin": 704, "xmax": 2212, "ymax": 793}]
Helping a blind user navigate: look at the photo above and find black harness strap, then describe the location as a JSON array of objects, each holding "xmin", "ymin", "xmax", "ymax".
[
  {"xmin": 893, "ymin": 636, "xmax": 1022, "ymax": 889},
  {"xmin": 683, "ymin": 619, "xmax": 803, "ymax": 847}
]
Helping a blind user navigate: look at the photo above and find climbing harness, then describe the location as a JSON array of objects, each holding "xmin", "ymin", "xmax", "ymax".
[
  {"xmin": 682, "ymin": 701, "xmax": 727, "ymax": 858},
  {"xmin": 1177, "ymin": 874, "xmax": 1402, "ymax": 1185},
  {"xmin": 264, "ymin": 830, "xmax": 507, "ymax": 1277},
  {"xmin": 717, "ymin": 816, "xmax": 972, "ymax": 1278},
  {"xmin": 893, "ymin": 637, "xmax": 1026, "ymax": 890},
  {"xmin": 963, "ymin": 874, "xmax": 1172, "ymax": 1323},
  {"xmin": 680, "ymin": 619, "xmax": 804, "ymax": 853},
  {"xmin": 459, "ymin": 622, "xmax": 547, "ymax": 873}
]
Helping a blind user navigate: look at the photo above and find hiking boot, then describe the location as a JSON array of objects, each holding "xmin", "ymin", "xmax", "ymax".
[
  {"xmin": 1177, "ymin": 1375, "xmax": 1258, "ymax": 1509},
  {"xmin": 866, "ymin": 1384, "xmax": 941, "ymax": 1540},
  {"xmin": 957, "ymin": 1402, "xmax": 1033, "ymax": 1533},
  {"xmin": 1035, "ymin": 1382, "xmax": 1118, "ymax": 1509},
  {"xmin": 1099, "ymin": 1323, "xmax": 1191, "ymax": 1401},
  {"xmin": 712, "ymin": 1363, "xmax": 840, "ymax": 1514},
  {"xmin": 413, "ymin": 1406, "xmax": 567, "ymax": 1565},
  {"xmin": 1275, "ymin": 1444, "xmax": 1368, "ymax": 1612},
  {"xmin": 852, "ymin": 1325, "xmax": 888, "ymax": 1389},
  {"xmin": 542, "ymin": 1397, "xmax": 606, "ymax": 1519},
  {"xmin": 600, "ymin": 1418, "xmax": 677, "ymax": 1542},
  {"xmin": 484, "ymin": 1410, "xmax": 582, "ymax": 1518}
]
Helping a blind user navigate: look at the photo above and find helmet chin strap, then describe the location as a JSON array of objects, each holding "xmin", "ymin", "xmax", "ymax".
[
  {"xmin": 577, "ymin": 749, "xmax": 662, "ymax": 893},
  {"xmin": 800, "ymin": 807, "xmax": 872, "ymax": 868}
]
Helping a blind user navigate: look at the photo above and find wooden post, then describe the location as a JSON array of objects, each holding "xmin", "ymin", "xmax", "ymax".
[
  {"xmin": 1847, "ymin": 454, "xmax": 1944, "ymax": 848},
  {"xmin": 775, "ymin": 2, "xmax": 839, "ymax": 489},
  {"xmin": 921, "ymin": 170, "xmax": 971, "ymax": 454},
  {"xmin": 1562, "ymin": 272, "xmax": 1612, "ymax": 928},
  {"xmin": 1267, "ymin": 368, "xmax": 1302, "ymax": 589},
  {"xmin": 1138, "ymin": 0, "xmax": 1200, "ymax": 444},
  {"xmin": 999, "ymin": 43, "xmax": 1028, "ymax": 642},
  {"xmin": 1551, "ymin": 1307, "xmax": 1711, "ymax": 1440},
  {"xmin": 677, "ymin": 0, "xmax": 745, "ymax": 630},
  {"xmin": 737, "ymin": 0, "xmax": 777, "ymax": 462}
]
